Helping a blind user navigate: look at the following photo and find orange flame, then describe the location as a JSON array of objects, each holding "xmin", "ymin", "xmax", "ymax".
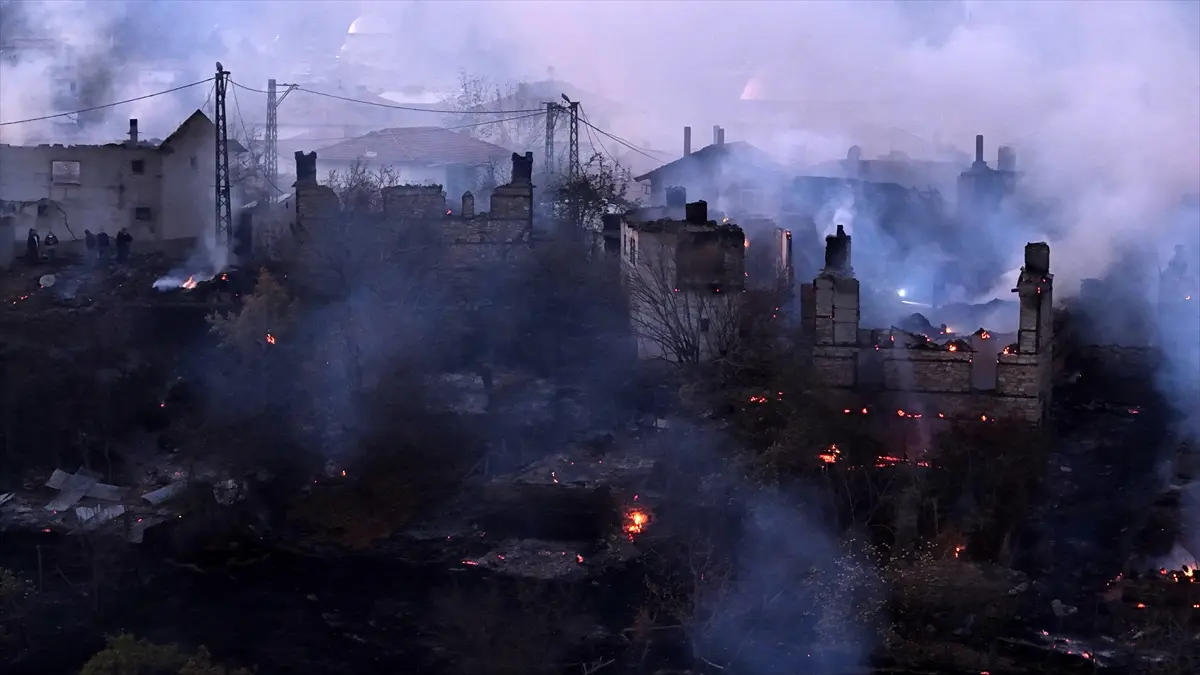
[
  {"xmin": 181, "ymin": 276, "xmax": 198, "ymax": 290},
  {"xmin": 818, "ymin": 444, "xmax": 841, "ymax": 464},
  {"xmin": 624, "ymin": 509, "xmax": 650, "ymax": 537},
  {"xmin": 265, "ymin": 333, "xmax": 276, "ymax": 345},
  {"xmin": 948, "ymin": 344, "xmax": 958, "ymax": 352}
]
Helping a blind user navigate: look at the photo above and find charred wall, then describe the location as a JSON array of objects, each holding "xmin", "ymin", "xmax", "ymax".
[
  {"xmin": 292, "ymin": 151, "xmax": 534, "ymax": 297},
  {"xmin": 802, "ymin": 236, "xmax": 1053, "ymax": 425}
]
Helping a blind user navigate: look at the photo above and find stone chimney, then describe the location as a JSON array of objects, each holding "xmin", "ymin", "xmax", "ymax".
[
  {"xmin": 717, "ymin": 127, "xmax": 725, "ymax": 146},
  {"xmin": 1024, "ymin": 241, "xmax": 1050, "ymax": 275},
  {"xmin": 295, "ymin": 151, "xmax": 318, "ymax": 184},
  {"xmin": 128, "ymin": 119, "xmax": 139, "ymax": 145},
  {"xmin": 684, "ymin": 126, "xmax": 692, "ymax": 156},
  {"xmin": 997, "ymin": 146, "xmax": 1016, "ymax": 172},
  {"xmin": 461, "ymin": 191, "xmax": 475, "ymax": 219},
  {"xmin": 823, "ymin": 224, "xmax": 853, "ymax": 274},
  {"xmin": 713, "ymin": 125, "xmax": 720, "ymax": 146},
  {"xmin": 511, "ymin": 151, "xmax": 533, "ymax": 185},
  {"xmin": 685, "ymin": 200, "xmax": 708, "ymax": 224},
  {"xmin": 974, "ymin": 135, "xmax": 985, "ymax": 165},
  {"xmin": 665, "ymin": 186, "xmax": 687, "ymax": 208}
]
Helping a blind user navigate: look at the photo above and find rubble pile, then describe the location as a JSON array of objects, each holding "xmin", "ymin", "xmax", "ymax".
[{"xmin": 457, "ymin": 535, "xmax": 639, "ymax": 580}]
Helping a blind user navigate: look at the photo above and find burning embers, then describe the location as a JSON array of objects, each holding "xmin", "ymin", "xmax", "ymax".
[
  {"xmin": 817, "ymin": 443, "xmax": 930, "ymax": 468},
  {"xmin": 153, "ymin": 273, "xmax": 205, "ymax": 291},
  {"xmin": 623, "ymin": 508, "xmax": 650, "ymax": 539},
  {"xmin": 748, "ymin": 392, "xmax": 785, "ymax": 405}
]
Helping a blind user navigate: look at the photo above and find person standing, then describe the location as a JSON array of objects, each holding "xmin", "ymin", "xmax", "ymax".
[
  {"xmin": 97, "ymin": 231, "xmax": 111, "ymax": 260},
  {"xmin": 43, "ymin": 230, "xmax": 59, "ymax": 262},
  {"xmin": 25, "ymin": 228, "xmax": 40, "ymax": 262},
  {"xmin": 115, "ymin": 227, "xmax": 133, "ymax": 263}
]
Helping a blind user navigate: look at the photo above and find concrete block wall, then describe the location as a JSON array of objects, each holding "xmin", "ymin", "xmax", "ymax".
[
  {"xmin": 882, "ymin": 349, "xmax": 973, "ymax": 393},
  {"xmin": 813, "ymin": 345, "xmax": 858, "ymax": 388},
  {"xmin": 800, "ymin": 239, "xmax": 1056, "ymax": 425},
  {"xmin": 812, "ymin": 276, "xmax": 859, "ymax": 345},
  {"xmin": 382, "ymin": 185, "xmax": 447, "ymax": 223}
]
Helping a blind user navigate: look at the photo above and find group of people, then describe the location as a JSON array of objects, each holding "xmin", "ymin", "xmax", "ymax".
[{"xmin": 24, "ymin": 228, "xmax": 134, "ymax": 264}]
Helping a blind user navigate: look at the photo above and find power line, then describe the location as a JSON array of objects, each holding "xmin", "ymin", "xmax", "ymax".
[
  {"xmin": 230, "ymin": 80, "xmax": 544, "ymax": 115},
  {"xmin": 579, "ymin": 106, "xmax": 619, "ymax": 168},
  {"xmin": 230, "ymin": 80, "xmax": 288, "ymax": 197},
  {"xmin": 579, "ymin": 117, "xmax": 666, "ymax": 163},
  {"xmin": 0, "ymin": 79, "xmax": 210, "ymax": 126}
]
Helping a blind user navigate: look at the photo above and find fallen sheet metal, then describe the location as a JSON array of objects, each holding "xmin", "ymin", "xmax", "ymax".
[
  {"xmin": 45, "ymin": 468, "xmax": 127, "ymax": 502},
  {"xmin": 142, "ymin": 482, "xmax": 185, "ymax": 506},
  {"xmin": 75, "ymin": 504, "xmax": 126, "ymax": 529},
  {"xmin": 45, "ymin": 470, "xmax": 100, "ymax": 512},
  {"xmin": 128, "ymin": 515, "xmax": 169, "ymax": 544},
  {"xmin": 0, "ymin": 492, "xmax": 14, "ymax": 508}
]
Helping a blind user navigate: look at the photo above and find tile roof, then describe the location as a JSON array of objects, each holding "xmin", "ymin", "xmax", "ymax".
[
  {"xmin": 315, "ymin": 126, "xmax": 514, "ymax": 166},
  {"xmin": 159, "ymin": 110, "xmax": 247, "ymax": 154},
  {"xmin": 633, "ymin": 141, "xmax": 782, "ymax": 182}
]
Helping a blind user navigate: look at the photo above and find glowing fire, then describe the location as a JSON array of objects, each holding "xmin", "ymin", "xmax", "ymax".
[
  {"xmin": 954, "ymin": 545, "xmax": 966, "ymax": 558},
  {"xmin": 744, "ymin": 238, "xmax": 750, "ymax": 249},
  {"xmin": 948, "ymin": 344, "xmax": 958, "ymax": 352},
  {"xmin": 624, "ymin": 509, "xmax": 650, "ymax": 537},
  {"xmin": 979, "ymin": 330, "xmax": 991, "ymax": 339},
  {"xmin": 181, "ymin": 276, "xmax": 198, "ymax": 290},
  {"xmin": 818, "ymin": 444, "xmax": 841, "ymax": 464},
  {"xmin": 265, "ymin": 333, "xmax": 276, "ymax": 345}
]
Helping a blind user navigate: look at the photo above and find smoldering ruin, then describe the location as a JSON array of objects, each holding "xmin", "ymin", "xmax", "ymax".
[{"xmin": 2, "ymin": 2, "xmax": 1200, "ymax": 675}]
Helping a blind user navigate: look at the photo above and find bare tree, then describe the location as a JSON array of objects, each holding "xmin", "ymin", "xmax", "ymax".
[
  {"xmin": 624, "ymin": 239, "xmax": 742, "ymax": 365},
  {"xmin": 441, "ymin": 71, "xmax": 545, "ymax": 154},
  {"xmin": 550, "ymin": 151, "xmax": 637, "ymax": 232}
]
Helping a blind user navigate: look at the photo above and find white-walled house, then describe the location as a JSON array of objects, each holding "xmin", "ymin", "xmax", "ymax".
[{"xmin": 0, "ymin": 110, "xmax": 245, "ymax": 249}]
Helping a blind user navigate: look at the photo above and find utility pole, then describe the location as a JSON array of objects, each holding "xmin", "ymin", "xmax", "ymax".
[
  {"xmin": 543, "ymin": 102, "xmax": 558, "ymax": 176},
  {"xmin": 214, "ymin": 62, "xmax": 232, "ymax": 248},
  {"xmin": 265, "ymin": 78, "xmax": 298, "ymax": 203},
  {"xmin": 561, "ymin": 94, "xmax": 580, "ymax": 184}
]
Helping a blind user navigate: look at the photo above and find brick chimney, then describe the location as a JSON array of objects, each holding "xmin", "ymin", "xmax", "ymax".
[
  {"xmin": 511, "ymin": 151, "xmax": 533, "ymax": 185},
  {"xmin": 128, "ymin": 119, "xmax": 139, "ymax": 145},
  {"xmin": 823, "ymin": 224, "xmax": 853, "ymax": 273},
  {"xmin": 684, "ymin": 126, "xmax": 692, "ymax": 156},
  {"xmin": 685, "ymin": 200, "xmax": 708, "ymax": 224},
  {"xmin": 974, "ymin": 134, "xmax": 985, "ymax": 165},
  {"xmin": 295, "ymin": 151, "xmax": 318, "ymax": 184}
]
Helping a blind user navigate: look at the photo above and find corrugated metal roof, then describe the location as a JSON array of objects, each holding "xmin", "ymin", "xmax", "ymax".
[{"xmin": 316, "ymin": 126, "xmax": 513, "ymax": 166}]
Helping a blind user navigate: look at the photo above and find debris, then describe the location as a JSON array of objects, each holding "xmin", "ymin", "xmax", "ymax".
[
  {"xmin": 127, "ymin": 515, "xmax": 168, "ymax": 543},
  {"xmin": 44, "ymin": 468, "xmax": 101, "ymax": 511},
  {"xmin": 213, "ymin": 478, "xmax": 245, "ymax": 506},
  {"xmin": 142, "ymin": 481, "xmax": 186, "ymax": 506},
  {"xmin": 0, "ymin": 492, "xmax": 13, "ymax": 507},
  {"xmin": 38, "ymin": 274, "xmax": 55, "ymax": 288},
  {"xmin": 46, "ymin": 468, "xmax": 126, "ymax": 502},
  {"xmin": 75, "ymin": 504, "xmax": 126, "ymax": 529},
  {"xmin": 1051, "ymin": 599, "xmax": 1079, "ymax": 617}
]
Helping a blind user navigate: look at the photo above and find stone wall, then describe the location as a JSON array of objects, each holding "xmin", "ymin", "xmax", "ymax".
[
  {"xmin": 882, "ymin": 349, "xmax": 972, "ymax": 393},
  {"xmin": 800, "ymin": 240, "xmax": 1055, "ymax": 425},
  {"xmin": 290, "ymin": 151, "xmax": 534, "ymax": 297}
]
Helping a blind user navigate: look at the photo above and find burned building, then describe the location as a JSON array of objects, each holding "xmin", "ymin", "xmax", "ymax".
[
  {"xmin": 620, "ymin": 200, "xmax": 746, "ymax": 362},
  {"xmin": 289, "ymin": 149, "xmax": 534, "ymax": 296},
  {"xmin": 632, "ymin": 128, "xmax": 784, "ymax": 220},
  {"xmin": 801, "ymin": 226, "xmax": 1054, "ymax": 428},
  {"xmin": 0, "ymin": 111, "xmax": 247, "ymax": 249},
  {"xmin": 956, "ymin": 134, "xmax": 1017, "ymax": 223}
]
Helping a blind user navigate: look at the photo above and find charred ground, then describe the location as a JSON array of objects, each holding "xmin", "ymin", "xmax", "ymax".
[{"xmin": 1, "ymin": 170, "xmax": 1197, "ymax": 675}]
